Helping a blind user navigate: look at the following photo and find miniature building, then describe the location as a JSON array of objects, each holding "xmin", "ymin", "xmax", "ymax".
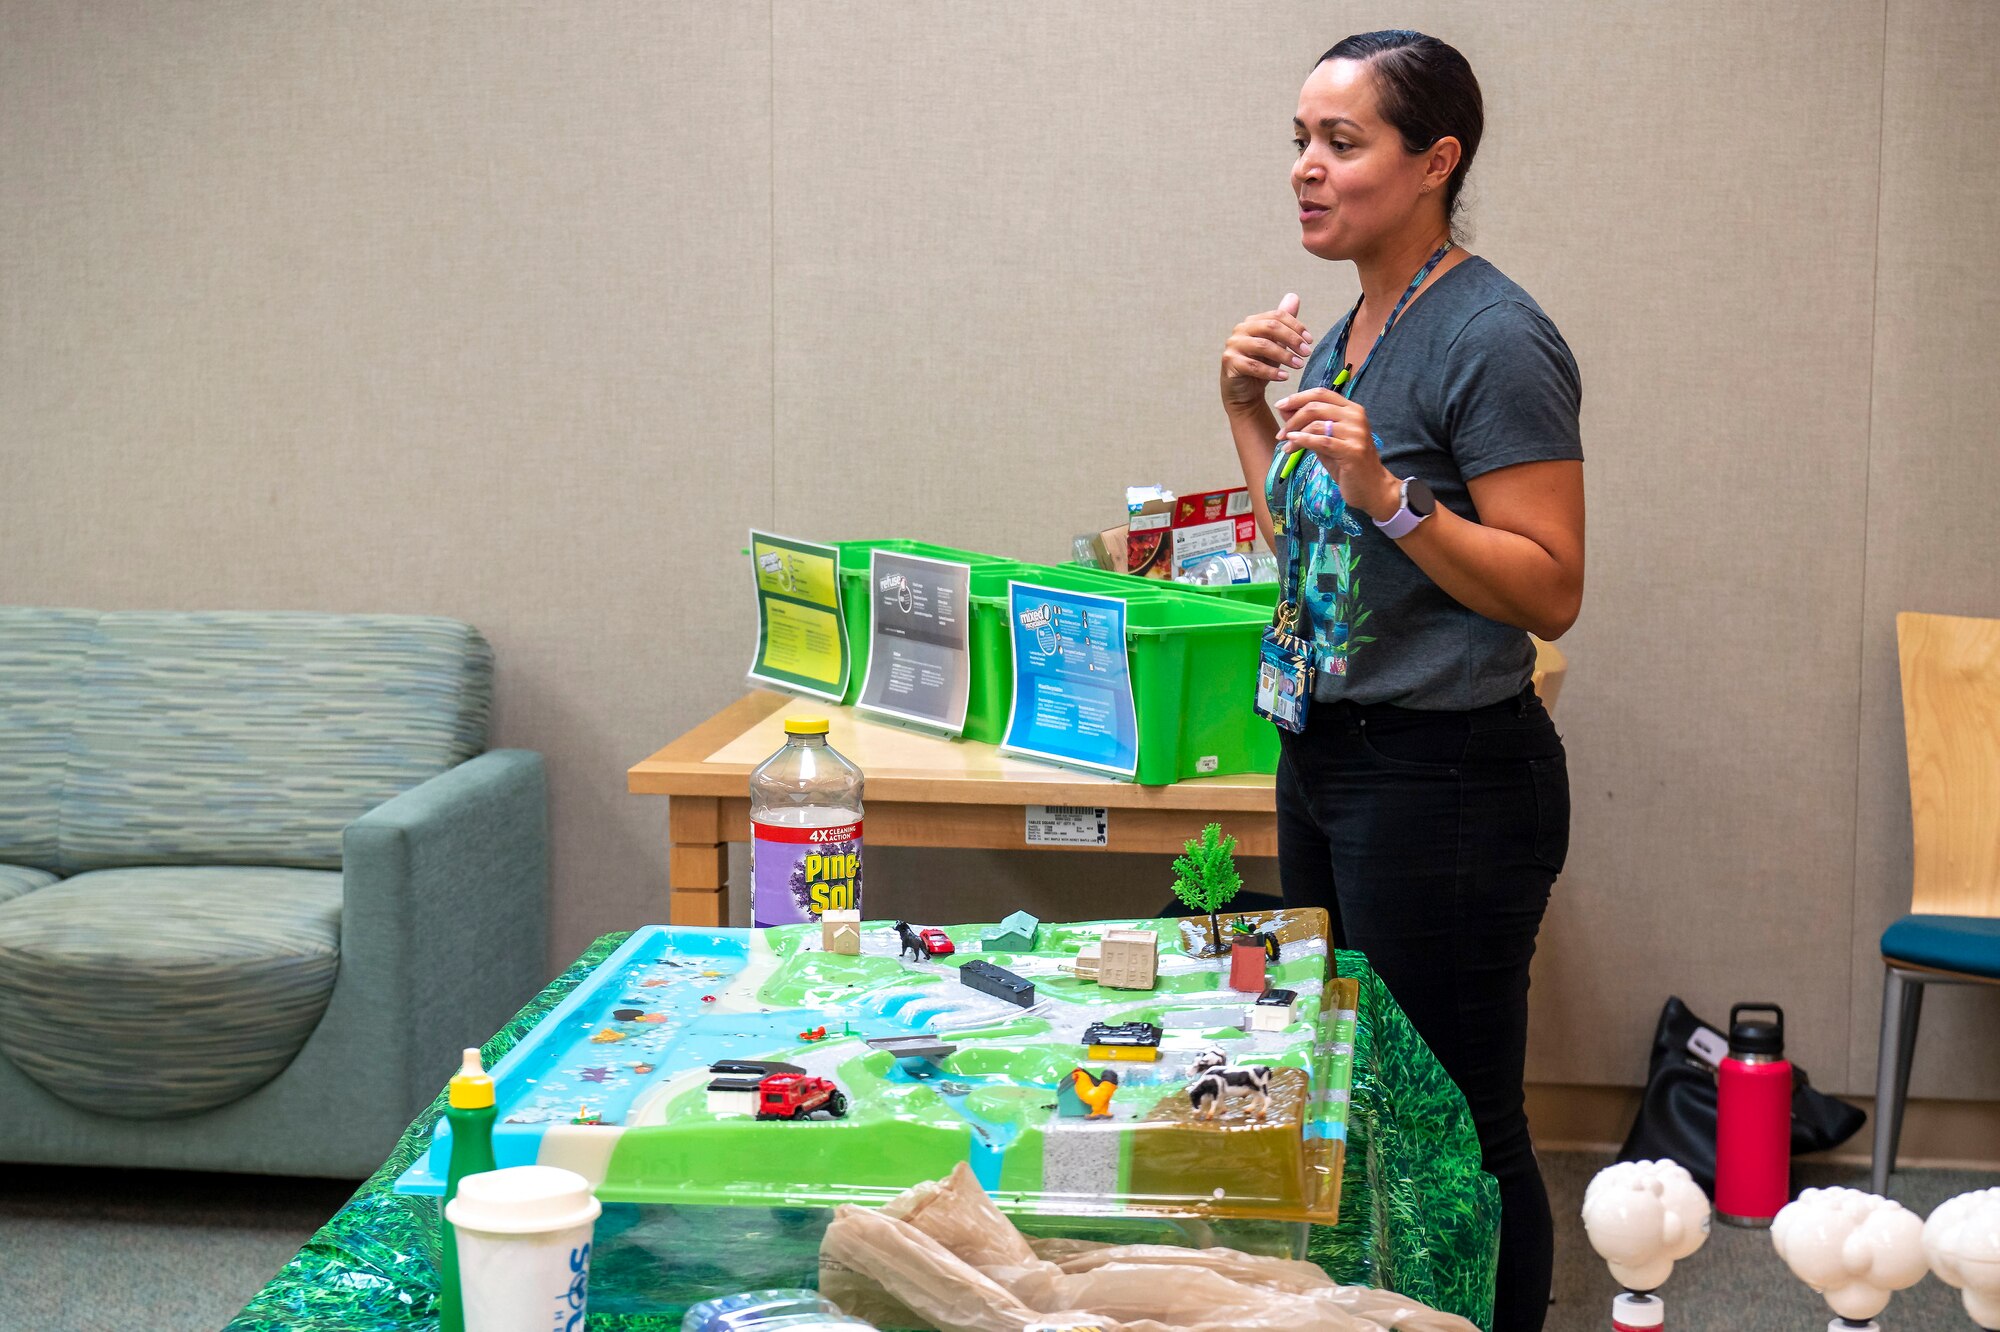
[
  {"xmin": 821, "ymin": 908, "xmax": 861, "ymax": 955},
  {"xmin": 960, "ymin": 958, "xmax": 1035, "ymax": 1006},
  {"xmin": 982, "ymin": 910, "xmax": 1040, "ymax": 952},
  {"xmin": 1097, "ymin": 928, "xmax": 1158, "ymax": 989},
  {"xmin": 706, "ymin": 1076, "xmax": 761, "ymax": 1116},
  {"xmin": 1249, "ymin": 988, "xmax": 1298, "ymax": 1032}
]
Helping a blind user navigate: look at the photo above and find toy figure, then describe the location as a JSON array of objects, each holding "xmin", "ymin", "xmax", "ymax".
[
  {"xmin": 1186, "ymin": 1048, "xmax": 1270, "ymax": 1119},
  {"xmin": 1171, "ymin": 824, "xmax": 1243, "ymax": 955},
  {"xmin": 895, "ymin": 920, "xmax": 955, "ymax": 961},
  {"xmin": 1071, "ymin": 1067, "xmax": 1119, "ymax": 1120}
]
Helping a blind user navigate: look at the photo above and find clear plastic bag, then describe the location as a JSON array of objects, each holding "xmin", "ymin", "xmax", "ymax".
[{"xmin": 820, "ymin": 1165, "xmax": 1476, "ymax": 1332}]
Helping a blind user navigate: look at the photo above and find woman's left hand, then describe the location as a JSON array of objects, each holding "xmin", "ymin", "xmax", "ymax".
[{"xmin": 1273, "ymin": 389, "xmax": 1401, "ymax": 523}]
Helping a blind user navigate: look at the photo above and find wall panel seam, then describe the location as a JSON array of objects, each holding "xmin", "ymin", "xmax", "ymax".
[
  {"xmin": 1847, "ymin": 0, "xmax": 1896, "ymax": 1095},
  {"xmin": 768, "ymin": 0, "xmax": 778, "ymax": 529}
]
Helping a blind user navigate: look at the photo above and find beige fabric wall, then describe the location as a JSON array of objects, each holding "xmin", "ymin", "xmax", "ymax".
[{"xmin": 2, "ymin": 1, "xmax": 1995, "ymax": 1099}]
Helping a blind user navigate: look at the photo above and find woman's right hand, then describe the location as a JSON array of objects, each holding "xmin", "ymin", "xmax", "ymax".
[{"xmin": 1220, "ymin": 293, "xmax": 1313, "ymax": 414}]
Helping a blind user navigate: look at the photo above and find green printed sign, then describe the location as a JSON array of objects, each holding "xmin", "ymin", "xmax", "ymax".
[{"xmin": 746, "ymin": 531, "xmax": 848, "ymax": 701}]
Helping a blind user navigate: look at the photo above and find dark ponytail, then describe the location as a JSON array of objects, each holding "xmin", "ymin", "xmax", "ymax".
[{"xmin": 1317, "ymin": 31, "xmax": 1483, "ymax": 237}]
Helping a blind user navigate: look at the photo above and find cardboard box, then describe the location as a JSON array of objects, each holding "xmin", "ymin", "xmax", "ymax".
[{"xmin": 1127, "ymin": 486, "xmax": 1256, "ymax": 579}]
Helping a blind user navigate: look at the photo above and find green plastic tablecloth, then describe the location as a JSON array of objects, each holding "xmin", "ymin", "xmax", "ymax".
[{"xmin": 225, "ymin": 936, "xmax": 1499, "ymax": 1331}]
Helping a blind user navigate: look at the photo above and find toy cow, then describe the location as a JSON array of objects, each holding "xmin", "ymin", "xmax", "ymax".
[{"xmin": 1186, "ymin": 1047, "xmax": 1271, "ymax": 1120}]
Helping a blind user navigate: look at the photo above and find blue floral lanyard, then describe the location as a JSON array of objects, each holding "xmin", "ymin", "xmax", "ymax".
[{"xmin": 1271, "ymin": 239, "xmax": 1455, "ymax": 629}]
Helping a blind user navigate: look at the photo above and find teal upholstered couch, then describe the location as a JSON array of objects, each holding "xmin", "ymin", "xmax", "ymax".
[{"xmin": 0, "ymin": 608, "xmax": 548, "ymax": 1177}]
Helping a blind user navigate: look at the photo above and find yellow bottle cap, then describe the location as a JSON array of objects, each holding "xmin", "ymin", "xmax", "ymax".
[
  {"xmin": 448, "ymin": 1047, "xmax": 494, "ymax": 1109},
  {"xmin": 783, "ymin": 716, "xmax": 830, "ymax": 736}
]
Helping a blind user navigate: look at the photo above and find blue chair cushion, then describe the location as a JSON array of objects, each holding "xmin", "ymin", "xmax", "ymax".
[
  {"xmin": 0, "ymin": 866, "xmax": 342, "ymax": 1118},
  {"xmin": 1880, "ymin": 914, "xmax": 2000, "ymax": 980},
  {"xmin": 0, "ymin": 865, "xmax": 57, "ymax": 906}
]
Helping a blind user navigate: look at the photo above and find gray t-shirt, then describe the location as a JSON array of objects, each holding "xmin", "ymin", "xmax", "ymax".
[{"xmin": 1265, "ymin": 256, "xmax": 1582, "ymax": 710}]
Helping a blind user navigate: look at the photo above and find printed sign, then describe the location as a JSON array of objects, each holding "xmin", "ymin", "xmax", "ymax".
[
  {"xmin": 1000, "ymin": 582, "xmax": 1139, "ymax": 779},
  {"xmin": 746, "ymin": 530, "xmax": 848, "ymax": 701},
  {"xmin": 856, "ymin": 550, "xmax": 973, "ymax": 734},
  {"xmin": 1024, "ymin": 806, "xmax": 1109, "ymax": 846}
]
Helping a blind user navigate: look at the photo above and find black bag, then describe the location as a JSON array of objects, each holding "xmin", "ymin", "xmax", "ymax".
[{"xmin": 1616, "ymin": 996, "xmax": 1867, "ymax": 1196}]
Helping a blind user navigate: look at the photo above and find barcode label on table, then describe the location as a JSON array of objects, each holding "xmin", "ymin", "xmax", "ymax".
[{"xmin": 1025, "ymin": 805, "xmax": 1108, "ymax": 845}]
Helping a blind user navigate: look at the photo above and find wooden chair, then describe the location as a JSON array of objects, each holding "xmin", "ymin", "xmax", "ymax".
[
  {"xmin": 1873, "ymin": 611, "xmax": 2000, "ymax": 1192},
  {"xmin": 1532, "ymin": 636, "xmax": 1566, "ymax": 714}
]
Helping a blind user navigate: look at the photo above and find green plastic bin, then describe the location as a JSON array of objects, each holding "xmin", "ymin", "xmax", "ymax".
[
  {"xmin": 961, "ymin": 564, "xmax": 1179, "ymax": 745},
  {"xmin": 1062, "ymin": 564, "xmax": 1283, "ymax": 610},
  {"xmin": 833, "ymin": 540, "xmax": 1015, "ymax": 704},
  {"xmin": 968, "ymin": 567, "xmax": 1279, "ymax": 784}
]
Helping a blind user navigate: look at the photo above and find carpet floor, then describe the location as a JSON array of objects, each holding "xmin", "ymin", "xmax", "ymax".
[{"xmin": 1, "ymin": 1152, "xmax": 1991, "ymax": 1331}]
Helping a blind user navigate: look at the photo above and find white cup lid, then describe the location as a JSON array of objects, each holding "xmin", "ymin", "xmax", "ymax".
[{"xmin": 445, "ymin": 1166, "xmax": 601, "ymax": 1236}]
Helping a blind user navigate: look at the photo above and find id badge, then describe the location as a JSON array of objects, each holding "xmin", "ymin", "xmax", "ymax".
[{"xmin": 1254, "ymin": 623, "xmax": 1313, "ymax": 734}]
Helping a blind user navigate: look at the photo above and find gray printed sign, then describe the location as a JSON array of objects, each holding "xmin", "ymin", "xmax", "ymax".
[{"xmin": 856, "ymin": 550, "xmax": 972, "ymax": 734}]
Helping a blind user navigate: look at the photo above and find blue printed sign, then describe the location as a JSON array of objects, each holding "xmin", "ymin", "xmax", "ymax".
[{"xmin": 1000, "ymin": 582, "xmax": 1138, "ymax": 779}]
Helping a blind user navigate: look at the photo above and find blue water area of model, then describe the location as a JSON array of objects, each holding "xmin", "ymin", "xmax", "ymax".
[{"xmin": 403, "ymin": 928, "xmax": 946, "ymax": 1192}]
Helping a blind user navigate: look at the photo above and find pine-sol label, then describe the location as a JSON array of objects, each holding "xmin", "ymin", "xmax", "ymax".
[{"xmin": 751, "ymin": 819, "xmax": 862, "ymax": 925}]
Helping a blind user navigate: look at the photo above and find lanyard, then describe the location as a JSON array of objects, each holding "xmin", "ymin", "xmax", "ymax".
[
  {"xmin": 1270, "ymin": 239, "xmax": 1454, "ymax": 637},
  {"xmin": 1322, "ymin": 239, "xmax": 1455, "ymax": 399}
]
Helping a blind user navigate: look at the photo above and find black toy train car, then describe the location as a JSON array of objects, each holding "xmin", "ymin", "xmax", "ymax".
[{"xmin": 958, "ymin": 958, "xmax": 1035, "ymax": 1007}]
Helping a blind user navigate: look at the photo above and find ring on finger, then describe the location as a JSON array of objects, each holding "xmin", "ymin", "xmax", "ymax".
[{"xmin": 1322, "ymin": 420, "xmax": 1334, "ymax": 436}]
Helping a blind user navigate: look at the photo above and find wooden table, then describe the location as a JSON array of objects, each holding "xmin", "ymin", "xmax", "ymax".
[
  {"xmin": 628, "ymin": 692, "xmax": 1279, "ymax": 925},
  {"xmin": 630, "ymin": 644, "xmax": 1563, "ymax": 926}
]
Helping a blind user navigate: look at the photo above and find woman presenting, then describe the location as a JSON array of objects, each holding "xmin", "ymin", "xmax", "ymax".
[{"xmin": 1220, "ymin": 31, "xmax": 1583, "ymax": 1332}]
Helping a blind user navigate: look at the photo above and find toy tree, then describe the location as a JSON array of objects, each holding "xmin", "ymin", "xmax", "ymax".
[{"xmin": 1171, "ymin": 823, "xmax": 1242, "ymax": 955}]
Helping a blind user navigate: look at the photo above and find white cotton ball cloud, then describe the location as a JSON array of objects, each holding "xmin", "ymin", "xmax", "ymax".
[
  {"xmin": 1924, "ymin": 1187, "xmax": 2000, "ymax": 1330},
  {"xmin": 1771, "ymin": 1187, "xmax": 1928, "ymax": 1322},
  {"xmin": 1581, "ymin": 1160, "xmax": 1712, "ymax": 1291}
]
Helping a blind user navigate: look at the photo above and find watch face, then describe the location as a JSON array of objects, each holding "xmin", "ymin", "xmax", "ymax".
[{"xmin": 1405, "ymin": 478, "xmax": 1437, "ymax": 517}]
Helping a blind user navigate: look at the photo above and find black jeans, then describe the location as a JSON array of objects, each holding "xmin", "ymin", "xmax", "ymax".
[{"xmin": 1276, "ymin": 685, "xmax": 1567, "ymax": 1332}]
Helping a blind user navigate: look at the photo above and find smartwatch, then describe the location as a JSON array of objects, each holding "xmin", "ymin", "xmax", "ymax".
[{"xmin": 1373, "ymin": 477, "xmax": 1436, "ymax": 539}]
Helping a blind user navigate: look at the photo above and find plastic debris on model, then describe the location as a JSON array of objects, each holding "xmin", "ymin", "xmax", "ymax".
[{"xmin": 1771, "ymin": 1188, "xmax": 1927, "ymax": 1330}]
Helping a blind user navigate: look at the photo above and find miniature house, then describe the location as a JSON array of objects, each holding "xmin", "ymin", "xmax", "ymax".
[
  {"xmin": 982, "ymin": 910, "xmax": 1040, "ymax": 952},
  {"xmin": 1249, "ymin": 987, "xmax": 1298, "ymax": 1032},
  {"xmin": 706, "ymin": 1076, "xmax": 761, "ymax": 1116},
  {"xmin": 1096, "ymin": 928, "xmax": 1157, "ymax": 989},
  {"xmin": 821, "ymin": 909, "xmax": 861, "ymax": 955}
]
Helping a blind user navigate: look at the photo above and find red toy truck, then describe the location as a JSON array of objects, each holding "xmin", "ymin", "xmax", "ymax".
[{"xmin": 755, "ymin": 1073, "xmax": 850, "ymax": 1121}]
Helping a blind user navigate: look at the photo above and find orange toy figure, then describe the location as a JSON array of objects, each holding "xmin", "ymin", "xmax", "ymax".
[
  {"xmin": 1071, "ymin": 1068, "xmax": 1119, "ymax": 1119},
  {"xmin": 798, "ymin": 1025, "xmax": 828, "ymax": 1043}
]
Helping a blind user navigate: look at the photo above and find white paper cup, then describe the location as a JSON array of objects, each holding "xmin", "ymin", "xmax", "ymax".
[{"xmin": 445, "ymin": 1165, "xmax": 602, "ymax": 1332}]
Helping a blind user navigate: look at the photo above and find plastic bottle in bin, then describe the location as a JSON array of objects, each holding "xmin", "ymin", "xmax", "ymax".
[
  {"xmin": 1714, "ymin": 1002, "xmax": 1792, "ymax": 1226},
  {"xmin": 750, "ymin": 716, "xmax": 863, "ymax": 928}
]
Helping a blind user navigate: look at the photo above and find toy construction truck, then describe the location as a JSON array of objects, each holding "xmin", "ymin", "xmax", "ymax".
[{"xmin": 1083, "ymin": 1020, "xmax": 1164, "ymax": 1062}]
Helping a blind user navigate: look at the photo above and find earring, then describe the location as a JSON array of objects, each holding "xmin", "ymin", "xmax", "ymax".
[{"xmin": 1420, "ymin": 184, "xmax": 1433, "ymax": 195}]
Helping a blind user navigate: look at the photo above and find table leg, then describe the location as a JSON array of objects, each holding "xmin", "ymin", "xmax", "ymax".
[{"xmin": 668, "ymin": 796, "xmax": 729, "ymax": 926}]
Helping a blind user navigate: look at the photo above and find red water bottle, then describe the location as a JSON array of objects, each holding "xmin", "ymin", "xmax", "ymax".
[{"xmin": 1714, "ymin": 1002, "xmax": 1791, "ymax": 1226}]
